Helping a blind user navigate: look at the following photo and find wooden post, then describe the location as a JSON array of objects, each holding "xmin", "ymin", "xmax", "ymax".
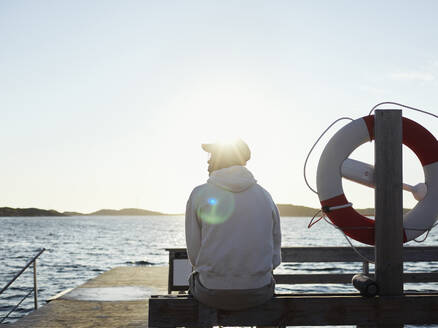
[
  {"xmin": 374, "ymin": 110, "xmax": 404, "ymax": 296},
  {"xmin": 168, "ymin": 251, "xmax": 174, "ymax": 294}
]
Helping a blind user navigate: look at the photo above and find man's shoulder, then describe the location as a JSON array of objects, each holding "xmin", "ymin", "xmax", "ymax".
[
  {"xmin": 189, "ymin": 183, "xmax": 210, "ymax": 198},
  {"xmin": 191, "ymin": 183, "xmax": 208, "ymax": 192},
  {"xmin": 254, "ymin": 183, "xmax": 273, "ymax": 198},
  {"xmin": 253, "ymin": 183, "xmax": 277, "ymax": 208}
]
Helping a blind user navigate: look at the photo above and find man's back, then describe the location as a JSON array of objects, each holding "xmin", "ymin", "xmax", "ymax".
[{"xmin": 186, "ymin": 165, "xmax": 281, "ymax": 290}]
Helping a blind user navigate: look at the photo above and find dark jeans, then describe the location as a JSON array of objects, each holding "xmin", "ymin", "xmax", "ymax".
[{"xmin": 189, "ymin": 272, "xmax": 275, "ymax": 311}]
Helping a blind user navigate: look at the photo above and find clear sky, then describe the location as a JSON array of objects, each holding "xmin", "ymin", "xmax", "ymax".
[{"xmin": 1, "ymin": 1, "xmax": 438, "ymax": 214}]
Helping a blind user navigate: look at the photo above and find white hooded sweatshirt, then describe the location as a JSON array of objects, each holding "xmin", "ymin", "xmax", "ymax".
[{"xmin": 185, "ymin": 165, "xmax": 281, "ymax": 290}]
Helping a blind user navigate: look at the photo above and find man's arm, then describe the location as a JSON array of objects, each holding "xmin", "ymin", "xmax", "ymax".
[
  {"xmin": 185, "ymin": 191, "xmax": 201, "ymax": 267},
  {"xmin": 272, "ymin": 204, "xmax": 282, "ymax": 269}
]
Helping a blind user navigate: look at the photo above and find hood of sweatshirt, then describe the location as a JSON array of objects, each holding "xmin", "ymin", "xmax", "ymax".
[{"xmin": 207, "ymin": 165, "xmax": 257, "ymax": 193}]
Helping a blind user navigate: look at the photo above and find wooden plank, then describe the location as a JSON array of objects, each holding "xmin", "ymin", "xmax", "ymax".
[
  {"xmin": 165, "ymin": 248, "xmax": 186, "ymax": 252},
  {"xmin": 275, "ymin": 273, "xmax": 355, "ymax": 284},
  {"xmin": 275, "ymin": 272, "xmax": 438, "ymax": 284},
  {"xmin": 167, "ymin": 247, "xmax": 438, "ymax": 263},
  {"xmin": 374, "ymin": 110, "xmax": 404, "ymax": 296},
  {"xmin": 402, "ymin": 246, "xmax": 438, "ymax": 261},
  {"xmin": 281, "ymin": 247, "xmax": 375, "ymax": 262},
  {"xmin": 404, "ymin": 272, "xmax": 438, "ymax": 283},
  {"xmin": 169, "ymin": 285, "xmax": 189, "ymax": 291},
  {"xmin": 148, "ymin": 294, "xmax": 438, "ymax": 327},
  {"xmin": 282, "ymin": 246, "xmax": 438, "ymax": 262},
  {"xmin": 149, "ymin": 296, "xmax": 198, "ymax": 327}
]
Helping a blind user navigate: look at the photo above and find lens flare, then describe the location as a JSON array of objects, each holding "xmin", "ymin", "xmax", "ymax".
[
  {"xmin": 208, "ymin": 198, "xmax": 217, "ymax": 205},
  {"xmin": 198, "ymin": 192, "xmax": 235, "ymax": 224}
]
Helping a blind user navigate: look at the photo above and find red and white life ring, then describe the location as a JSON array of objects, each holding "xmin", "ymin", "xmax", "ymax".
[{"xmin": 316, "ymin": 115, "xmax": 438, "ymax": 245}]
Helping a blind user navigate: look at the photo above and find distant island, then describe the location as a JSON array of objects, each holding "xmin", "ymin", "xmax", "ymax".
[
  {"xmin": 0, "ymin": 207, "xmax": 67, "ymax": 217},
  {"xmin": 88, "ymin": 208, "xmax": 167, "ymax": 216},
  {"xmin": 276, "ymin": 204, "xmax": 411, "ymax": 217},
  {"xmin": 0, "ymin": 207, "xmax": 168, "ymax": 217},
  {"xmin": 277, "ymin": 204, "xmax": 378, "ymax": 217},
  {"xmin": 0, "ymin": 205, "xmax": 412, "ymax": 217}
]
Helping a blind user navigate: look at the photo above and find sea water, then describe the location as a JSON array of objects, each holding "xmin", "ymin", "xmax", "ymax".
[{"xmin": 1, "ymin": 216, "xmax": 437, "ymax": 325}]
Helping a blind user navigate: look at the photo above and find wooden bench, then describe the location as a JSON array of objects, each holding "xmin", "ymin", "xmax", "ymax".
[
  {"xmin": 150, "ymin": 246, "xmax": 438, "ymax": 327},
  {"xmin": 149, "ymin": 292, "xmax": 438, "ymax": 327}
]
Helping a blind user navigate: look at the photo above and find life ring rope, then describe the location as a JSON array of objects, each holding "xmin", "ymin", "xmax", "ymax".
[
  {"xmin": 369, "ymin": 101, "xmax": 438, "ymax": 119},
  {"xmin": 304, "ymin": 102, "xmax": 438, "ymax": 248},
  {"xmin": 317, "ymin": 115, "xmax": 438, "ymax": 245},
  {"xmin": 304, "ymin": 103, "xmax": 438, "ymax": 197},
  {"xmin": 303, "ymin": 117, "xmax": 354, "ymax": 194}
]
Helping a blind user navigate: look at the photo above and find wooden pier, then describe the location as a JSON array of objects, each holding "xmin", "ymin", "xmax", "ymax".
[
  {"xmin": 8, "ymin": 251, "xmax": 438, "ymax": 327},
  {"xmin": 8, "ymin": 110, "xmax": 438, "ymax": 326},
  {"xmin": 8, "ymin": 266, "xmax": 168, "ymax": 328}
]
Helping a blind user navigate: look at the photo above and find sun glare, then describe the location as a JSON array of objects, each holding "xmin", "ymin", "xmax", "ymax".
[{"xmin": 164, "ymin": 70, "xmax": 278, "ymax": 146}]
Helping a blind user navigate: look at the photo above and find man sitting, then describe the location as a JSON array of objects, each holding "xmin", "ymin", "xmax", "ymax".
[{"xmin": 185, "ymin": 138, "xmax": 282, "ymax": 310}]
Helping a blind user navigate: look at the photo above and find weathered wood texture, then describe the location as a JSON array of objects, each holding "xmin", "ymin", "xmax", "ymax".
[
  {"xmin": 9, "ymin": 266, "xmax": 169, "ymax": 328},
  {"xmin": 374, "ymin": 110, "xmax": 404, "ymax": 296},
  {"xmin": 148, "ymin": 294, "xmax": 438, "ymax": 327}
]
